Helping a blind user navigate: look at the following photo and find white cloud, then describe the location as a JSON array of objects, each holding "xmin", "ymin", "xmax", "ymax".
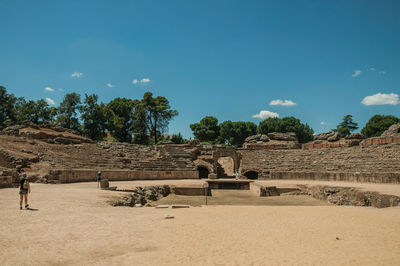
[
  {"xmin": 133, "ymin": 78, "xmax": 151, "ymax": 84},
  {"xmin": 362, "ymin": 93, "xmax": 399, "ymax": 106},
  {"xmin": 352, "ymin": 70, "xmax": 361, "ymax": 77},
  {"xmin": 71, "ymin": 72, "xmax": 83, "ymax": 78},
  {"xmin": 379, "ymin": 71, "xmax": 386, "ymax": 75},
  {"xmin": 252, "ymin": 110, "xmax": 279, "ymax": 119},
  {"xmin": 107, "ymin": 83, "xmax": 114, "ymax": 88},
  {"xmin": 369, "ymin": 67, "xmax": 376, "ymax": 71},
  {"xmin": 46, "ymin": 98, "xmax": 55, "ymax": 105},
  {"xmin": 320, "ymin": 121, "xmax": 327, "ymax": 125},
  {"xmin": 44, "ymin": 87, "xmax": 54, "ymax": 92},
  {"xmin": 269, "ymin": 99, "xmax": 296, "ymax": 106}
]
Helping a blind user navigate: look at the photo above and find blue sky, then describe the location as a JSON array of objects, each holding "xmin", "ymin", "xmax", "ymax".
[{"xmin": 1, "ymin": 0, "xmax": 399, "ymax": 138}]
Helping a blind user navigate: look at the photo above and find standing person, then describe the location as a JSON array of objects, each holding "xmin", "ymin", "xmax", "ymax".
[
  {"xmin": 19, "ymin": 174, "xmax": 30, "ymax": 210},
  {"xmin": 97, "ymin": 171, "xmax": 102, "ymax": 188}
]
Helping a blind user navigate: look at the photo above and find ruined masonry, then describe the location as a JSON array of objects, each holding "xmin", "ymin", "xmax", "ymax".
[{"xmin": 1, "ymin": 123, "xmax": 400, "ymax": 187}]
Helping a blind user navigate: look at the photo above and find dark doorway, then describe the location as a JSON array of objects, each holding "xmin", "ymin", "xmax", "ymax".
[
  {"xmin": 244, "ymin": 171, "xmax": 258, "ymax": 180},
  {"xmin": 198, "ymin": 166, "xmax": 210, "ymax": 179}
]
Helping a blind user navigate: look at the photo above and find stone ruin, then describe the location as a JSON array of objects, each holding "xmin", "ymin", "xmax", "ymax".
[
  {"xmin": 0, "ymin": 122, "xmax": 400, "ymax": 191},
  {"xmin": 303, "ymin": 131, "xmax": 364, "ymax": 149},
  {"xmin": 243, "ymin": 132, "xmax": 300, "ymax": 149},
  {"xmin": 1, "ymin": 122, "xmax": 400, "ymax": 208}
]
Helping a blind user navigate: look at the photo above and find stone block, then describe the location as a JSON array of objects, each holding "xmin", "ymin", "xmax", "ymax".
[
  {"xmin": 208, "ymin": 173, "xmax": 217, "ymax": 179},
  {"xmin": 100, "ymin": 179, "xmax": 109, "ymax": 189}
]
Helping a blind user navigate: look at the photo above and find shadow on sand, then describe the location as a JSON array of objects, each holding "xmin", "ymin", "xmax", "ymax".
[{"xmin": 25, "ymin": 208, "xmax": 39, "ymax": 211}]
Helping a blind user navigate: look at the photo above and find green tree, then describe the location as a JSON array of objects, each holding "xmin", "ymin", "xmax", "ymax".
[
  {"xmin": 16, "ymin": 99, "xmax": 56, "ymax": 124},
  {"xmin": 56, "ymin": 93, "xmax": 82, "ymax": 131},
  {"xmin": 190, "ymin": 116, "xmax": 220, "ymax": 142},
  {"xmin": 80, "ymin": 94, "xmax": 108, "ymax": 140},
  {"xmin": 171, "ymin": 133, "xmax": 186, "ymax": 144},
  {"xmin": 335, "ymin": 115, "xmax": 358, "ymax": 137},
  {"xmin": 106, "ymin": 97, "xmax": 135, "ymax": 142},
  {"xmin": 135, "ymin": 92, "xmax": 178, "ymax": 144},
  {"xmin": 258, "ymin": 116, "xmax": 314, "ymax": 143},
  {"xmin": 219, "ymin": 121, "xmax": 257, "ymax": 146},
  {"xmin": 361, "ymin": 114, "xmax": 400, "ymax": 138},
  {"xmin": 258, "ymin": 117, "xmax": 282, "ymax": 133},
  {"xmin": 0, "ymin": 86, "xmax": 21, "ymax": 129},
  {"xmin": 131, "ymin": 101, "xmax": 149, "ymax": 144}
]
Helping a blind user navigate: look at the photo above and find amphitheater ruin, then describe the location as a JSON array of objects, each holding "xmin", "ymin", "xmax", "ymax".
[
  {"xmin": 1, "ymin": 122, "xmax": 400, "ymax": 208},
  {"xmin": 1, "ymin": 122, "xmax": 400, "ymax": 265}
]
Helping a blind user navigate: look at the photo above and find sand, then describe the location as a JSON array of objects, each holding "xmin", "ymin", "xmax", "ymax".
[{"xmin": 1, "ymin": 181, "xmax": 400, "ymax": 266}]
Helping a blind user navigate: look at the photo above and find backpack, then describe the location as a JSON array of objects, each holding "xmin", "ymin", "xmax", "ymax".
[{"xmin": 22, "ymin": 180, "xmax": 29, "ymax": 189}]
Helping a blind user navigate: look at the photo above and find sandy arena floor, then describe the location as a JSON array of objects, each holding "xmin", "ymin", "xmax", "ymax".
[{"xmin": 1, "ymin": 181, "xmax": 400, "ymax": 265}]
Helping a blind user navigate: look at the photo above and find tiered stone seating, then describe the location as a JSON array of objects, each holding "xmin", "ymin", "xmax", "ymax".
[{"xmin": 239, "ymin": 145, "xmax": 400, "ymax": 175}]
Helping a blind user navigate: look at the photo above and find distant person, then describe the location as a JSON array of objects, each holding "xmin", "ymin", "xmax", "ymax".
[
  {"xmin": 19, "ymin": 174, "xmax": 30, "ymax": 210},
  {"xmin": 97, "ymin": 171, "xmax": 102, "ymax": 188}
]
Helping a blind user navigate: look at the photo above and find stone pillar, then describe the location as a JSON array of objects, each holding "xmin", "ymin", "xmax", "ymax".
[{"xmin": 100, "ymin": 179, "xmax": 109, "ymax": 189}]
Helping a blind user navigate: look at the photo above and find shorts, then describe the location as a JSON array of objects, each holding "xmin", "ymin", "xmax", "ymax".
[{"xmin": 19, "ymin": 189, "xmax": 28, "ymax": 195}]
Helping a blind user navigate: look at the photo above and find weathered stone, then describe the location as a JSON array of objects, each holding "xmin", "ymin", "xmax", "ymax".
[
  {"xmin": 54, "ymin": 137, "xmax": 82, "ymax": 145},
  {"xmin": 267, "ymin": 132, "xmax": 297, "ymax": 141},
  {"xmin": 314, "ymin": 131, "xmax": 336, "ymax": 141},
  {"xmin": 100, "ymin": 179, "xmax": 109, "ymax": 189},
  {"xmin": 344, "ymin": 133, "xmax": 364, "ymax": 139},
  {"xmin": 156, "ymin": 205, "xmax": 169, "ymax": 208},
  {"xmin": 159, "ymin": 140, "xmax": 173, "ymax": 144},
  {"xmin": 260, "ymin": 186, "xmax": 280, "ymax": 196},
  {"xmin": 244, "ymin": 134, "xmax": 270, "ymax": 143},
  {"xmin": 305, "ymin": 185, "xmax": 400, "ymax": 208},
  {"xmin": 381, "ymin": 124, "xmax": 400, "ymax": 137},
  {"xmin": 113, "ymin": 185, "xmax": 172, "ymax": 207},
  {"xmin": 327, "ymin": 132, "xmax": 339, "ymax": 142},
  {"xmin": 208, "ymin": 173, "xmax": 217, "ymax": 179},
  {"xmin": 188, "ymin": 139, "xmax": 201, "ymax": 145}
]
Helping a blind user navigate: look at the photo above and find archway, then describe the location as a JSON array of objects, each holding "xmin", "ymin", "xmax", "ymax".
[
  {"xmin": 197, "ymin": 166, "xmax": 210, "ymax": 179},
  {"xmin": 212, "ymin": 148, "xmax": 241, "ymax": 179},
  {"xmin": 244, "ymin": 171, "xmax": 258, "ymax": 180}
]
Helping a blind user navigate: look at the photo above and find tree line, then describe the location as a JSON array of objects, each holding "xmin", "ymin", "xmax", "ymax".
[
  {"xmin": 190, "ymin": 114, "xmax": 400, "ymax": 146},
  {"xmin": 0, "ymin": 86, "xmax": 178, "ymax": 144},
  {"xmin": 190, "ymin": 116, "xmax": 314, "ymax": 146},
  {"xmin": 1, "ymin": 86, "xmax": 398, "ymax": 146},
  {"xmin": 332, "ymin": 114, "xmax": 400, "ymax": 138}
]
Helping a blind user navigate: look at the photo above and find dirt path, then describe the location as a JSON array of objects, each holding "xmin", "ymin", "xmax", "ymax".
[{"xmin": 1, "ymin": 182, "xmax": 399, "ymax": 265}]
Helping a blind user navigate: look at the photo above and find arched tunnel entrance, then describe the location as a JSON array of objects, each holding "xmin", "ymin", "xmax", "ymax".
[
  {"xmin": 197, "ymin": 166, "xmax": 210, "ymax": 179},
  {"xmin": 244, "ymin": 171, "xmax": 259, "ymax": 180}
]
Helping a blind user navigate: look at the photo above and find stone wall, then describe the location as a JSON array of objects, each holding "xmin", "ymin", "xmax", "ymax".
[
  {"xmin": 269, "ymin": 171, "xmax": 400, "ymax": 183},
  {"xmin": 363, "ymin": 136, "xmax": 400, "ymax": 146},
  {"xmin": 239, "ymin": 144, "xmax": 400, "ymax": 183},
  {"xmin": 49, "ymin": 169, "xmax": 198, "ymax": 183},
  {"xmin": 0, "ymin": 176, "xmax": 13, "ymax": 188}
]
